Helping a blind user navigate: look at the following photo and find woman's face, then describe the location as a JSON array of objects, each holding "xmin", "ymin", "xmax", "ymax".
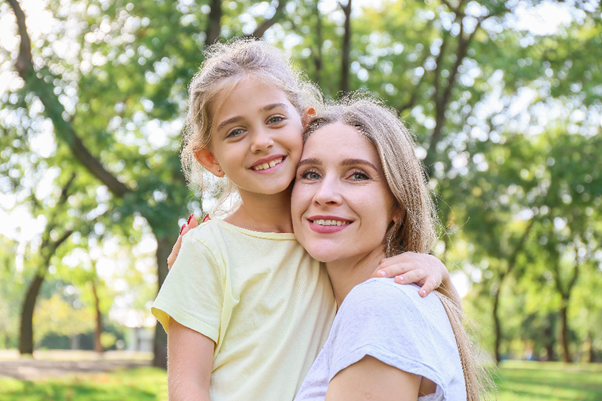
[{"xmin": 292, "ymin": 122, "xmax": 397, "ymax": 264}]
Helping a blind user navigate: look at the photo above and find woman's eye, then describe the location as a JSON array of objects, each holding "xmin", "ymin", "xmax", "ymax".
[
  {"xmin": 300, "ymin": 171, "xmax": 320, "ymax": 180},
  {"xmin": 268, "ymin": 116, "xmax": 284, "ymax": 124},
  {"xmin": 350, "ymin": 171, "xmax": 370, "ymax": 180},
  {"xmin": 227, "ymin": 128, "xmax": 244, "ymax": 138}
]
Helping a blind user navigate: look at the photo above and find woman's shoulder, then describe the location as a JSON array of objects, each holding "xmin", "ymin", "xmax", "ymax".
[{"xmin": 344, "ymin": 278, "xmax": 442, "ymax": 315}]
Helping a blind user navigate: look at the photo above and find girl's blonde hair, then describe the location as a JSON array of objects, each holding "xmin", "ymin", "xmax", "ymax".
[
  {"xmin": 181, "ymin": 38, "xmax": 321, "ymax": 212},
  {"xmin": 303, "ymin": 94, "xmax": 493, "ymax": 400}
]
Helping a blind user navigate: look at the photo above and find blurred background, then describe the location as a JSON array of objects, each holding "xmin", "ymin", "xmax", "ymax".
[{"xmin": 0, "ymin": 0, "xmax": 601, "ymax": 399}]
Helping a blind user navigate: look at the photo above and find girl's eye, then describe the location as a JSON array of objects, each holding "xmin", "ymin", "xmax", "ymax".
[
  {"xmin": 350, "ymin": 171, "xmax": 370, "ymax": 181},
  {"xmin": 300, "ymin": 170, "xmax": 321, "ymax": 180},
  {"xmin": 227, "ymin": 128, "xmax": 244, "ymax": 138},
  {"xmin": 267, "ymin": 116, "xmax": 284, "ymax": 124}
]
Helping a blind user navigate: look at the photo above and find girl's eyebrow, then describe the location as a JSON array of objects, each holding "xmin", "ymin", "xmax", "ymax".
[
  {"xmin": 216, "ymin": 103, "xmax": 288, "ymax": 132},
  {"xmin": 217, "ymin": 116, "xmax": 243, "ymax": 132},
  {"xmin": 262, "ymin": 102, "xmax": 288, "ymax": 111}
]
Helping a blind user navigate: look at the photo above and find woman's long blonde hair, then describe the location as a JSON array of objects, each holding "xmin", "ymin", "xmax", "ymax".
[
  {"xmin": 181, "ymin": 38, "xmax": 321, "ymax": 212},
  {"xmin": 303, "ymin": 94, "xmax": 493, "ymax": 400}
]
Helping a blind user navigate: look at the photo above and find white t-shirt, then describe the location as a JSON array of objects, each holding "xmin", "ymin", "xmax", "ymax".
[
  {"xmin": 294, "ymin": 278, "xmax": 466, "ymax": 401},
  {"xmin": 152, "ymin": 218, "xmax": 336, "ymax": 401}
]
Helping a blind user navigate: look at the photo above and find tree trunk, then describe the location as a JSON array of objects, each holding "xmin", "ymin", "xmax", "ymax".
[
  {"xmin": 205, "ymin": 0, "xmax": 222, "ymax": 45},
  {"xmin": 559, "ymin": 300, "xmax": 571, "ymax": 363},
  {"xmin": 91, "ymin": 280, "xmax": 104, "ymax": 353},
  {"xmin": 152, "ymin": 236, "xmax": 173, "ymax": 369},
  {"xmin": 19, "ymin": 273, "xmax": 45, "ymax": 355},
  {"xmin": 312, "ymin": 0, "xmax": 323, "ymax": 85},
  {"xmin": 339, "ymin": 0, "xmax": 352, "ymax": 93},
  {"xmin": 492, "ymin": 282, "xmax": 502, "ymax": 364}
]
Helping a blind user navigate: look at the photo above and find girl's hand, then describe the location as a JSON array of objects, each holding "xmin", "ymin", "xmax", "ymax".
[
  {"xmin": 374, "ymin": 252, "xmax": 456, "ymax": 300},
  {"xmin": 167, "ymin": 214, "xmax": 199, "ymax": 271}
]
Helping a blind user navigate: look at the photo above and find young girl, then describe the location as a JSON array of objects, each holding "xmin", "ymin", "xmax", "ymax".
[{"xmin": 152, "ymin": 38, "xmax": 458, "ymax": 401}]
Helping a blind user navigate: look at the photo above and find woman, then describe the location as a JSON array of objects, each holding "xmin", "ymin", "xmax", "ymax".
[{"xmin": 291, "ymin": 97, "xmax": 486, "ymax": 400}]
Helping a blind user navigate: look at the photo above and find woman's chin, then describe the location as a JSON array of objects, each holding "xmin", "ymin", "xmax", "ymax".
[{"xmin": 303, "ymin": 244, "xmax": 344, "ymax": 264}]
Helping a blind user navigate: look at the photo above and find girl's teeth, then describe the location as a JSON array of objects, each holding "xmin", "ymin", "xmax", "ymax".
[{"xmin": 253, "ymin": 157, "xmax": 283, "ymax": 171}]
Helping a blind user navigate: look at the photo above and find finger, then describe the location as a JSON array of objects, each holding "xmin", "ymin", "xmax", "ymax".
[
  {"xmin": 393, "ymin": 269, "xmax": 425, "ymax": 285},
  {"xmin": 378, "ymin": 254, "xmax": 412, "ymax": 268},
  {"xmin": 167, "ymin": 235, "xmax": 184, "ymax": 271},
  {"xmin": 181, "ymin": 224, "xmax": 193, "ymax": 236},
  {"xmin": 188, "ymin": 216, "xmax": 199, "ymax": 229},
  {"xmin": 377, "ymin": 263, "xmax": 414, "ymax": 278},
  {"xmin": 419, "ymin": 277, "xmax": 438, "ymax": 297}
]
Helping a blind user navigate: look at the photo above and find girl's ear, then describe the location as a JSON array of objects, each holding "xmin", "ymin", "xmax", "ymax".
[
  {"xmin": 301, "ymin": 106, "xmax": 316, "ymax": 129},
  {"xmin": 194, "ymin": 147, "xmax": 225, "ymax": 177}
]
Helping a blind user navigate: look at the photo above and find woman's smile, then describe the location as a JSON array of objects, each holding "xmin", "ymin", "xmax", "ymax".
[{"xmin": 308, "ymin": 215, "xmax": 354, "ymax": 233}]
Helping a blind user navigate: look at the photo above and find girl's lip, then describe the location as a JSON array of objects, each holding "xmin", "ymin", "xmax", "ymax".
[{"xmin": 307, "ymin": 216, "xmax": 353, "ymax": 234}]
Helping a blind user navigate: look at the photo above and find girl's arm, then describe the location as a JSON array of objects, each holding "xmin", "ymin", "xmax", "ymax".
[
  {"xmin": 325, "ymin": 356, "xmax": 420, "ymax": 401},
  {"xmin": 168, "ymin": 317, "xmax": 214, "ymax": 401}
]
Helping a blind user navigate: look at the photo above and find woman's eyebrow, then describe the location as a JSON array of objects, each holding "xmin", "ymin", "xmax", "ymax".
[
  {"xmin": 298, "ymin": 158, "xmax": 322, "ymax": 167},
  {"xmin": 340, "ymin": 158, "xmax": 378, "ymax": 171}
]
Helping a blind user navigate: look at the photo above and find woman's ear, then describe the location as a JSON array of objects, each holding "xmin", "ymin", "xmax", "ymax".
[
  {"xmin": 301, "ymin": 106, "xmax": 316, "ymax": 129},
  {"xmin": 194, "ymin": 147, "xmax": 225, "ymax": 177},
  {"xmin": 392, "ymin": 205, "xmax": 405, "ymax": 225}
]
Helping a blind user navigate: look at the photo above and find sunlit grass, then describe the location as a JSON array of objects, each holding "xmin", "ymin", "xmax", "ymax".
[
  {"xmin": 0, "ymin": 367, "xmax": 167, "ymax": 401},
  {"xmin": 0, "ymin": 361, "xmax": 601, "ymax": 400},
  {"xmin": 494, "ymin": 361, "xmax": 602, "ymax": 400}
]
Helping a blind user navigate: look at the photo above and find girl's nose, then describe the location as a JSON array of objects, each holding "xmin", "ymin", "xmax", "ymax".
[{"xmin": 250, "ymin": 128, "xmax": 274, "ymax": 153}]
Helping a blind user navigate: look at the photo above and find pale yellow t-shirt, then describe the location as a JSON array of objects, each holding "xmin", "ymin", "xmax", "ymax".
[{"xmin": 152, "ymin": 218, "xmax": 336, "ymax": 401}]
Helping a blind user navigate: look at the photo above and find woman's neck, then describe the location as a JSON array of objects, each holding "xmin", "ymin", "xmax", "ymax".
[
  {"xmin": 224, "ymin": 185, "xmax": 294, "ymax": 233},
  {"xmin": 326, "ymin": 246, "xmax": 386, "ymax": 307}
]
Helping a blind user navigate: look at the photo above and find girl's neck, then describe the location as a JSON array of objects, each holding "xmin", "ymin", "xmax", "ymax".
[
  {"xmin": 326, "ymin": 246, "xmax": 386, "ymax": 307},
  {"xmin": 224, "ymin": 185, "xmax": 294, "ymax": 233}
]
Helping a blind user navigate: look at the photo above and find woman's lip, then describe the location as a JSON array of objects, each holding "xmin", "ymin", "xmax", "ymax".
[{"xmin": 307, "ymin": 217, "xmax": 353, "ymax": 234}]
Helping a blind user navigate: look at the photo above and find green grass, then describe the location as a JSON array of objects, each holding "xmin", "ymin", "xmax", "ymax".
[
  {"xmin": 0, "ymin": 367, "xmax": 167, "ymax": 401},
  {"xmin": 494, "ymin": 361, "xmax": 602, "ymax": 400},
  {"xmin": 0, "ymin": 361, "xmax": 600, "ymax": 400}
]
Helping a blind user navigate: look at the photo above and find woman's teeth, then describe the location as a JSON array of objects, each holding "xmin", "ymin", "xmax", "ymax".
[
  {"xmin": 313, "ymin": 219, "xmax": 350, "ymax": 226},
  {"xmin": 252, "ymin": 157, "xmax": 283, "ymax": 171}
]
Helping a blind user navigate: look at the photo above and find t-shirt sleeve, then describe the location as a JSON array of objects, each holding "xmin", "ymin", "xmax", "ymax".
[
  {"xmin": 327, "ymin": 280, "xmax": 454, "ymax": 398},
  {"xmin": 151, "ymin": 231, "xmax": 224, "ymax": 344}
]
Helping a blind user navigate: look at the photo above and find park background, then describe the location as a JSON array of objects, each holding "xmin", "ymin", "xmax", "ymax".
[{"xmin": 0, "ymin": 0, "xmax": 601, "ymax": 399}]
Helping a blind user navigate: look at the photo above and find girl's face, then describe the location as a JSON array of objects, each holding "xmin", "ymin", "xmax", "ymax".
[
  {"xmin": 199, "ymin": 76, "xmax": 304, "ymax": 196},
  {"xmin": 291, "ymin": 122, "xmax": 397, "ymax": 264}
]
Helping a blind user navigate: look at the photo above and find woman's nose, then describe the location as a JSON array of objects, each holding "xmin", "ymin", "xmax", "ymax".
[
  {"xmin": 313, "ymin": 176, "xmax": 342, "ymax": 206},
  {"xmin": 250, "ymin": 128, "xmax": 274, "ymax": 153}
]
